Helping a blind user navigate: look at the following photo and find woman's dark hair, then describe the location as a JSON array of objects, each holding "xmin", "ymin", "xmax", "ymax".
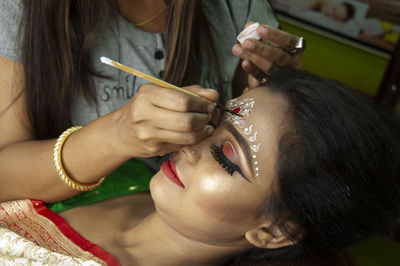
[
  {"xmin": 20, "ymin": 0, "xmax": 221, "ymax": 139},
  {"xmin": 229, "ymin": 68, "xmax": 400, "ymax": 265}
]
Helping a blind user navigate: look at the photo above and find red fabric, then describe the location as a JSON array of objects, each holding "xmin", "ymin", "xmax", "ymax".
[{"xmin": 30, "ymin": 200, "xmax": 120, "ymax": 266}]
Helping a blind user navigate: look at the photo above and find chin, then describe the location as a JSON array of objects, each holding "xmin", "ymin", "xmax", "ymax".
[{"xmin": 149, "ymin": 170, "xmax": 182, "ymax": 213}]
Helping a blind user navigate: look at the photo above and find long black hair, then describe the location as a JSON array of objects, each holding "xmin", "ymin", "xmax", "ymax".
[{"xmin": 230, "ymin": 68, "xmax": 400, "ymax": 265}]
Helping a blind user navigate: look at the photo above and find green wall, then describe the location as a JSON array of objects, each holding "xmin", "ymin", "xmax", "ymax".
[
  {"xmin": 351, "ymin": 236, "xmax": 400, "ymax": 266},
  {"xmin": 279, "ymin": 19, "xmax": 389, "ymax": 96}
]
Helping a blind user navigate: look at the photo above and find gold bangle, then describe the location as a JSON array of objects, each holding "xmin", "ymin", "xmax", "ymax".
[{"xmin": 53, "ymin": 126, "xmax": 105, "ymax": 191}]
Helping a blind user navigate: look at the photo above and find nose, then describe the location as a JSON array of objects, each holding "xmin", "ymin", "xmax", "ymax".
[{"xmin": 181, "ymin": 145, "xmax": 200, "ymax": 165}]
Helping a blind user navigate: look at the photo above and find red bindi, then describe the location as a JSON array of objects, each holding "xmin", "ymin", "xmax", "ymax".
[{"xmin": 233, "ymin": 107, "xmax": 241, "ymax": 114}]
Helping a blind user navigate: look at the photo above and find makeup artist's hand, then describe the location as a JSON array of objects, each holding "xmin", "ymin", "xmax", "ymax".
[
  {"xmin": 111, "ymin": 84, "xmax": 218, "ymax": 157},
  {"xmin": 232, "ymin": 22, "xmax": 303, "ymax": 88}
]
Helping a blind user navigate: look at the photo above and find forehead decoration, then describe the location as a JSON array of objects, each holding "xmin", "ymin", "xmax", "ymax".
[{"xmin": 225, "ymin": 98, "xmax": 261, "ymax": 176}]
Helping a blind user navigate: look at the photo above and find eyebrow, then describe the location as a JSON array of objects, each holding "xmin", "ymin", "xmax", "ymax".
[{"xmin": 224, "ymin": 123, "xmax": 254, "ymax": 177}]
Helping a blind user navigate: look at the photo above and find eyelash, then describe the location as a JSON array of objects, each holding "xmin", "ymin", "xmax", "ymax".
[{"xmin": 210, "ymin": 144, "xmax": 247, "ymax": 180}]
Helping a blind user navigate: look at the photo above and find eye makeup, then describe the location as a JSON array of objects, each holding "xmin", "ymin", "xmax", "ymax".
[
  {"xmin": 222, "ymin": 142, "xmax": 236, "ymax": 160},
  {"xmin": 224, "ymin": 98, "xmax": 261, "ymax": 177},
  {"xmin": 210, "ymin": 143, "xmax": 251, "ymax": 183}
]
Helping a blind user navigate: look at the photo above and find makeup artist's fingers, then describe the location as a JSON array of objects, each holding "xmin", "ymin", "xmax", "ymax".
[
  {"xmin": 141, "ymin": 85, "xmax": 215, "ymax": 114},
  {"xmin": 154, "ymin": 125, "xmax": 215, "ymax": 146},
  {"xmin": 242, "ymin": 57, "xmax": 279, "ymax": 78},
  {"xmin": 183, "ymin": 85, "xmax": 219, "ymax": 103},
  {"xmin": 146, "ymin": 107, "xmax": 211, "ymax": 132},
  {"xmin": 242, "ymin": 59, "xmax": 271, "ymax": 88},
  {"xmin": 290, "ymin": 48, "xmax": 304, "ymax": 69},
  {"xmin": 256, "ymin": 25, "xmax": 299, "ymax": 53},
  {"xmin": 235, "ymin": 40, "xmax": 292, "ymax": 67},
  {"xmin": 174, "ymin": 85, "xmax": 218, "ymax": 113},
  {"xmin": 138, "ymin": 126, "xmax": 214, "ymax": 156},
  {"xmin": 249, "ymin": 38, "xmax": 293, "ymax": 67},
  {"xmin": 150, "ymin": 143, "xmax": 182, "ymax": 156},
  {"xmin": 244, "ymin": 21, "xmax": 255, "ymax": 28},
  {"xmin": 255, "ymin": 25, "xmax": 303, "ymax": 69},
  {"xmin": 114, "ymin": 83, "xmax": 218, "ymax": 158},
  {"xmin": 232, "ymin": 23, "xmax": 303, "ymax": 82},
  {"xmin": 128, "ymin": 124, "xmax": 214, "ymax": 156}
]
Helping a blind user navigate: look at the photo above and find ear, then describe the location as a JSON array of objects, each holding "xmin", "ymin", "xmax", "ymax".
[{"xmin": 245, "ymin": 223, "xmax": 296, "ymax": 249}]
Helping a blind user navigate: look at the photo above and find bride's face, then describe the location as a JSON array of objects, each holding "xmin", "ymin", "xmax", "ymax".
[{"xmin": 150, "ymin": 86, "xmax": 290, "ymax": 245}]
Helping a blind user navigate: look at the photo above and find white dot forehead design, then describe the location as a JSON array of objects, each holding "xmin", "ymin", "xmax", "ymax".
[{"xmin": 225, "ymin": 98, "xmax": 261, "ymax": 176}]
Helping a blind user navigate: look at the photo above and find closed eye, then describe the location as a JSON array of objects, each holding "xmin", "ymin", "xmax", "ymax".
[{"xmin": 210, "ymin": 144, "xmax": 251, "ymax": 183}]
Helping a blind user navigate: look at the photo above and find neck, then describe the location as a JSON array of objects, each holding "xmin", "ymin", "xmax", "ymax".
[
  {"xmin": 116, "ymin": 0, "xmax": 167, "ymax": 33},
  {"xmin": 121, "ymin": 213, "xmax": 247, "ymax": 266}
]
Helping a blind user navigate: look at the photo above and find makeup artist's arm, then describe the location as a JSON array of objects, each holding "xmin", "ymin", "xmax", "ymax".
[
  {"xmin": 232, "ymin": 22, "xmax": 303, "ymax": 89},
  {"xmin": 0, "ymin": 56, "xmax": 217, "ymax": 203}
]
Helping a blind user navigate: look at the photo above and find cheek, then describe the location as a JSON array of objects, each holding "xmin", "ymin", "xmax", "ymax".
[{"xmin": 188, "ymin": 171, "xmax": 260, "ymax": 224}]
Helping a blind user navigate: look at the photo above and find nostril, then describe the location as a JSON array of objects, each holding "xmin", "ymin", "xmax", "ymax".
[{"xmin": 181, "ymin": 145, "xmax": 199, "ymax": 164}]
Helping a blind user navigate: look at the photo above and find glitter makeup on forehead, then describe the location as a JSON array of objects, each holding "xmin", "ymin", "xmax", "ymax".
[{"xmin": 225, "ymin": 98, "xmax": 261, "ymax": 176}]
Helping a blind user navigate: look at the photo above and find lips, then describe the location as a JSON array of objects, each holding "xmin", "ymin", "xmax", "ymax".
[{"xmin": 161, "ymin": 156, "xmax": 185, "ymax": 188}]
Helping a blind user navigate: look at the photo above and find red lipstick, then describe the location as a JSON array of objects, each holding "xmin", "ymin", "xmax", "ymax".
[{"xmin": 161, "ymin": 157, "xmax": 185, "ymax": 188}]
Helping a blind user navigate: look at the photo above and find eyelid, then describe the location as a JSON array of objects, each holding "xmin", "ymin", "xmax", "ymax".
[
  {"xmin": 224, "ymin": 137, "xmax": 252, "ymax": 180},
  {"xmin": 222, "ymin": 122, "xmax": 254, "ymax": 179},
  {"xmin": 222, "ymin": 141, "xmax": 238, "ymax": 162},
  {"xmin": 221, "ymin": 141, "xmax": 252, "ymax": 183},
  {"xmin": 210, "ymin": 143, "xmax": 251, "ymax": 183}
]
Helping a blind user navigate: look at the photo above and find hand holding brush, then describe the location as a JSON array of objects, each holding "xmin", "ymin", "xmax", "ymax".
[
  {"xmin": 100, "ymin": 57, "xmax": 225, "ymax": 157},
  {"xmin": 100, "ymin": 57, "xmax": 242, "ymax": 118}
]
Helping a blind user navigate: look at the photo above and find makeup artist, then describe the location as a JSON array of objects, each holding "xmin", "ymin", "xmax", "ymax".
[{"xmin": 0, "ymin": 0, "xmax": 303, "ymax": 203}]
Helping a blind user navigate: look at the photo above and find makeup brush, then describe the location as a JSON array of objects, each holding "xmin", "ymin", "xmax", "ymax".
[{"xmin": 100, "ymin": 57, "xmax": 242, "ymax": 117}]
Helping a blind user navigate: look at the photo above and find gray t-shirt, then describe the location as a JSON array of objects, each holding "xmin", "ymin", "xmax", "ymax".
[{"xmin": 0, "ymin": 0, "xmax": 278, "ymax": 170}]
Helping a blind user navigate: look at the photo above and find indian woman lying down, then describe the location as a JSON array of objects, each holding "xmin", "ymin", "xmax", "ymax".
[{"xmin": 1, "ymin": 67, "xmax": 399, "ymax": 266}]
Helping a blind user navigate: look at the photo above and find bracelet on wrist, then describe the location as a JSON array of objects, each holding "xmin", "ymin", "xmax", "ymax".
[{"xmin": 53, "ymin": 126, "xmax": 105, "ymax": 191}]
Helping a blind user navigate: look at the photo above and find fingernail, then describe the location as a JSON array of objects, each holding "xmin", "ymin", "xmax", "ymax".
[
  {"xmin": 205, "ymin": 126, "xmax": 215, "ymax": 136},
  {"xmin": 233, "ymin": 45, "xmax": 243, "ymax": 56},
  {"xmin": 244, "ymin": 40, "xmax": 255, "ymax": 50},
  {"xmin": 258, "ymin": 27, "xmax": 268, "ymax": 36}
]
